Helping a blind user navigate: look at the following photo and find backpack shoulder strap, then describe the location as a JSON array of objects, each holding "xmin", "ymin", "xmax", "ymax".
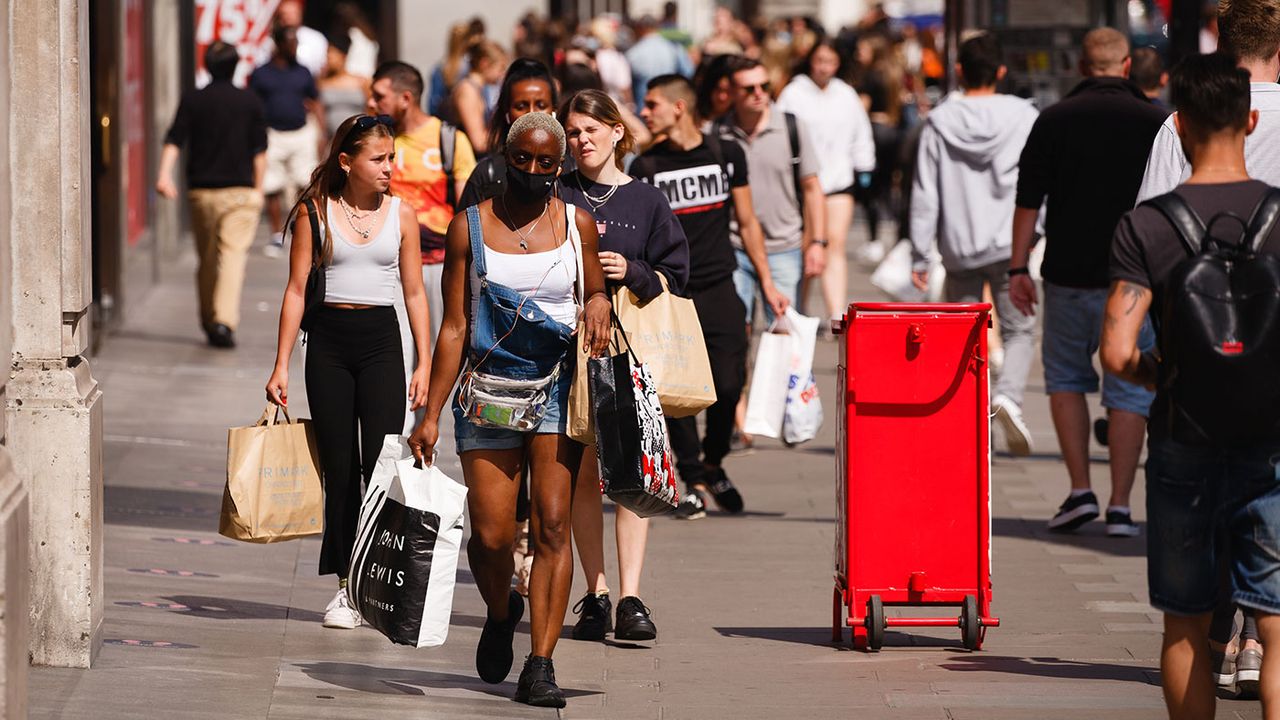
[
  {"xmin": 705, "ymin": 133, "xmax": 726, "ymax": 175},
  {"xmin": 1245, "ymin": 187, "xmax": 1280, "ymax": 252},
  {"xmin": 1146, "ymin": 192, "xmax": 1205, "ymax": 257},
  {"xmin": 783, "ymin": 111, "xmax": 803, "ymax": 203},
  {"xmin": 441, "ymin": 121, "xmax": 458, "ymax": 208}
]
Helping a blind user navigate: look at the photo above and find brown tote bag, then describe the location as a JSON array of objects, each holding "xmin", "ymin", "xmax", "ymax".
[
  {"xmin": 612, "ymin": 277, "xmax": 716, "ymax": 419},
  {"xmin": 220, "ymin": 404, "xmax": 324, "ymax": 543}
]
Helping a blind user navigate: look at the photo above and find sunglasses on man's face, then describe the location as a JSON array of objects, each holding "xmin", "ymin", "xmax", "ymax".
[
  {"xmin": 353, "ymin": 114, "xmax": 395, "ymax": 131},
  {"xmin": 739, "ymin": 82, "xmax": 772, "ymax": 96}
]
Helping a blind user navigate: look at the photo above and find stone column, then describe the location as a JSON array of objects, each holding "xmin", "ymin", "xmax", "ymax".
[
  {"xmin": 5, "ymin": 0, "xmax": 104, "ymax": 669},
  {"xmin": 0, "ymin": 0, "xmax": 32, "ymax": 713}
]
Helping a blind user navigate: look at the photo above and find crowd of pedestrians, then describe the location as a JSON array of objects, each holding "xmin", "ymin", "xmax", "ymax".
[{"xmin": 153, "ymin": 0, "xmax": 1280, "ymax": 715}]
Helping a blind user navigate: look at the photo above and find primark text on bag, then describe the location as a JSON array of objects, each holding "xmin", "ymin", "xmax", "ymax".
[
  {"xmin": 220, "ymin": 404, "xmax": 324, "ymax": 543},
  {"xmin": 348, "ymin": 436, "xmax": 469, "ymax": 648},
  {"xmin": 612, "ymin": 277, "xmax": 716, "ymax": 418}
]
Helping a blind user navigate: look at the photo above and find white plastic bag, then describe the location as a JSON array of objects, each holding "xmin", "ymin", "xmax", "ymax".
[
  {"xmin": 780, "ymin": 308, "xmax": 823, "ymax": 445},
  {"xmin": 743, "ymin": 328, "xmax": 795, "ymax": 439},
  {"xmin": 745, "ymin": 308, "xmax": 822, "ymax": 440},
  {"xmin": 348, "ymin": 435, "xmax": 468, "ymax": 648},
  {"xmin": 870, "ymin": 240, "xmax": 945, "ymax": 303}
]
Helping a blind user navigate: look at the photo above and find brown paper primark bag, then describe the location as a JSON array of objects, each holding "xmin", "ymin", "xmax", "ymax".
[
  {"xmin": 221, "ymin": 404, "xmax": 324, "ymax": 542},
  {"xmin": 613, "ymin": 277, "xmax": 716, "ymax": 418}
]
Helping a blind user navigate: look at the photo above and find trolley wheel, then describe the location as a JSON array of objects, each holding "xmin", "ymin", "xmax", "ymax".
[
  {"xmin": 866, "ymin": 595, "xmax": 886, "ymax": 651},
  {"xmin": 960, "ymin": 595, "xmax": 981, "ymax": 651}
]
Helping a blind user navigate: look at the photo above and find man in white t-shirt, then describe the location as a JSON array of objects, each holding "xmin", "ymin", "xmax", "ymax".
[
  {"xmin": 269, "ymin": 0, "xmax": 328, "ymax": 80},
  {"xmin": 1136, "ymin": 0, "xmax": 1280, "ymax": 199}
]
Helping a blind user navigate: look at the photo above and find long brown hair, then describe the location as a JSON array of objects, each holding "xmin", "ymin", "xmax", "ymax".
[
  {"xmin": 287, "ymin": 115, "xmax": 395, "ymax": 266},
  {"xmin": 561, "ymin": 89, "xmax": 635, "ymax": 171}
]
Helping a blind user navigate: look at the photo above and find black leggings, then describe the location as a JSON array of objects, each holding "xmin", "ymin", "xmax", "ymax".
[
  {"xmin": 1210, "ymin": 603, "xmax": 1260, "ymax": 645},
  {"xmin": 305, "ymin": 306, "xmax": 406, "ymax": 576}
]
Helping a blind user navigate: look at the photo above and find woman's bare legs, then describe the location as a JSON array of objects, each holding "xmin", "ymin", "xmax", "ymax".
[
  {"xmin": 460, "ymin": 448, "xmax": 523, "ymax": 621},
  {"xmin": 526, "ymin": 433, "xmax": 583, "ymax": 658},
  {"xmin": 615, "ymin": 503, "xmax": 648, "ymax": 598},
  {"xmin": 571, "ymin": 446, "xmax": 609, "ymax": 593}
]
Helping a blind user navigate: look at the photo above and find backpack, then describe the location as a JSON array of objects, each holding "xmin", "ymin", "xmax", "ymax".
[{"xmin": 1147, "ymin": 188, "xmax": 1280, "ymax": 447}]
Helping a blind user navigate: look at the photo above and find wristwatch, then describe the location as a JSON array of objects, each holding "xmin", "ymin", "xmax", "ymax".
[
  {"xmin": 1007, "ymin": 266, "xmax": 1030, "ymax": 277},
  {"xmin": 811, "ymin": 239, "xmax": 828, "ymax": 248}
]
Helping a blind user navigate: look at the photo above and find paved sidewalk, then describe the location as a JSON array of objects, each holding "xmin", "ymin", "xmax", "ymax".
[{"xmin": 27, "ymin": 226, "xmax": 1264, "ymax": 719}]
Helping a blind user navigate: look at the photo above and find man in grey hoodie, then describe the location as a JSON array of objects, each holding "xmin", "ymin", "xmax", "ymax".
[{"xmin": 909, "ymin": 32, "xmax": 1039, "ymax": 456}]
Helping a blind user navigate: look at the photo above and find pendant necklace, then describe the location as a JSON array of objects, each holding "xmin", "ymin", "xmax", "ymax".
[
  {"xmin": 339, "ymin": 194, "xmax": 380, "ymax": 240},
  {"xmin": 500, "ymin": 195, "xmax": 548, "ymax": 251},
  {"xmin": 576, "ymin": 171, "xmax": 620, "ymax": 211}
]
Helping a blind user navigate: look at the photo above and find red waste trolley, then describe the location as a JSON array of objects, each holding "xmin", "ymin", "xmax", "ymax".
[{"xmin": 832, "ymin": 303, "xmax": 1000, "ymax": 651}]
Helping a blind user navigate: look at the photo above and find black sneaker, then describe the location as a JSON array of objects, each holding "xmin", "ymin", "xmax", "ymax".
[
  {"xmin": 614, "ymin": 596, "xmax": 657, "ymax": 641},
  {"xmin": 476, "ymin": 590, "xmax": 523, "ymax": 684},
  {"xmin": 206, "ymin": 323, "xmax": 236, "ymax": 349},
  {"xmin": 514, "ymin": 654, "xmax": 566, "ymax": 708},
  {"xmin": 1105, "ymin": 508, "xmax": 1140, "ymax": 537},
  {"xmin": 705, "ymin": 467, "xmax": 744, "ymax": 514},
  {"xmin": 571, "ymin": 592, "xmax": 612, "ymax": 641},
  {"xmin": 1047, "ymin": 491, "xmax": 1099, "ymax": 533},
  {"xmin": 672, "ymin": 490, "xmax": 708, "ymax": 520}
]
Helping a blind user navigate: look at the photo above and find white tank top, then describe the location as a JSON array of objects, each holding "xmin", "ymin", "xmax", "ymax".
[
  {"xmin": 470, "ymin": 202, "xmax": 581, "ymax": 328},
  {"xmin": 323, "ymin": 197, "xmax": 401, "ymax": 306}
]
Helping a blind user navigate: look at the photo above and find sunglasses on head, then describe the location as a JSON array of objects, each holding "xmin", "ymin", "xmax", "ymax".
[
  {"xmin": 353, "ymin": 114, "xmax": 395, "ymax": 131},
  {"xmin": 739, "ymin": 82, "xmax": 772, "ymax": 95}
]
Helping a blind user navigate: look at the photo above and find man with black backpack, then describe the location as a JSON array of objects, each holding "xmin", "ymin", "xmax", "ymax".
[
  {"xmin": 369, "ymin": 61, "xmax": 474, "ymax": 352},
  {"xmin": 717, "ymin": 56, "xmax": 826, "ymax": 326},
  {"xmin": 1101, "ymin": 53, "xmax": 1280, "ymax": 718},
  {"xmin": 635, "ymin": 73, "xmax": 788, "ymax": 519}
]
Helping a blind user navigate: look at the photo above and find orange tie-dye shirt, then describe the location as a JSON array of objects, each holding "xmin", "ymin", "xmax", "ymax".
[{"xmin": 389, "ymin": 116, "xmax": 477, "ymax": 264}]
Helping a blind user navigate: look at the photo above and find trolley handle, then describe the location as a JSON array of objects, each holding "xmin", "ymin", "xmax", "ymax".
[
  {"xmin": 832, "ymin": 303, "xmax": 991, "ymax": 335},
  {"xmin": 850, "ymin": 303, "xmax": 992, "ymax": 313}
]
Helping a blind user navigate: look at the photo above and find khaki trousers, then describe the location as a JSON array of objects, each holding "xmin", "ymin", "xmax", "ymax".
[{"xmin": 187, "ymin": 187, "xmax": 263, "ymax": 330}]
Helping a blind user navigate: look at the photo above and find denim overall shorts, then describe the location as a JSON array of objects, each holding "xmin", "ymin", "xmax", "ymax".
[{"xmin": 453, "ymin": 204, "xmax": 576, "ymax": 453}]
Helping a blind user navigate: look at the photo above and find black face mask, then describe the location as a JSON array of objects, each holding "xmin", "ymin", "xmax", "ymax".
[{"xmin": 505, "ymin": 163, "xmax": 557, "ymax": 202}]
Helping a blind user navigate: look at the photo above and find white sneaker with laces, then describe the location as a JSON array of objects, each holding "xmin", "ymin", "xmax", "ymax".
[
  {"xmin": 323, "ymin": 588, "xmax": 362, "ymax": 629},
  {"xmin": 854, "ymin": 242, "xmax": 887, "ymax": 268},
  {"xmin": 991, "ymin": 395, "xmax": 1033, "ymax": 457}
]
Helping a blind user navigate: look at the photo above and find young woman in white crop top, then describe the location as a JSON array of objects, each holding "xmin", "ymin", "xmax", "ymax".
[
  {"xmin": 264, "ymin": 115, "xmax": 431, "ymax": 629},
  {"xmin": 409, "ymin": 112, "xmax": 611, "ymax": 708}
]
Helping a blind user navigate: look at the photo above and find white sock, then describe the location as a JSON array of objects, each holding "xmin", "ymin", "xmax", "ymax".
[
  {"xmin": 1069, "ymin": 488, "xmax": 1093, "ymax": 499},
  {"xmin": 1108, "ymin": 506, "xmax": 1130, "ymax": 515}
]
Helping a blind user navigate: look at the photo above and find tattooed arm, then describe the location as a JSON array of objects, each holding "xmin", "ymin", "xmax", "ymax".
[{"xmin": 1100, "ymin": 280, "xmax": 1158, "ymax": 388}]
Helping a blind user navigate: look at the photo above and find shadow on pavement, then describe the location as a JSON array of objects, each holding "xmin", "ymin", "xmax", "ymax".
[
  {"xmin": 992, "ymin": 517, "xmax": 1146, "ymax": 557},
  {"xmin": 111, "ymin": 329, "xmax": 209, "ymax": 347},
  {"xmin": 294, "ymin": 661, "xmax": 602, "ymax": 701},
  {"xmin": 105, "ymin": 485, "xmax": 220, "ymax": 531},
  {"xmin": 939, "ymin": 654, "xmax": 1157, "ymax": 685},
  {"xmin": 161, "ymin": 595, "xmax": 325, "ymax": 623},
  {"xmin": 716, "ymin": 626, "xmax": 965, "ymax": 650}
]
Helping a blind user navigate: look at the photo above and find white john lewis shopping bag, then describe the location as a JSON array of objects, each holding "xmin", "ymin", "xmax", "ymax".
[{"xmin": 348, "ymin": 436, "xmax": 468, "ymax": 648}]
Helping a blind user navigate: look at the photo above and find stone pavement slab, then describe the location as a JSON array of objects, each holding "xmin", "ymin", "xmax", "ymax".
[{"xmin": 25, "ymin": 224, "xmax": 1266, "ymax": 719}]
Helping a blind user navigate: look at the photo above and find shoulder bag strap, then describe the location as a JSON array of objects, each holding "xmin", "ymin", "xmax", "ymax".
[
  {"xmin": 566, "ymin": 202, "xmax": 585, "ymax": 305},
  {"xmin": 465, "ymin": 205, "xmax": 486, "ymax": 278},
  {"xmin": 1245, "ymin": 187, "xmax": 1280, "ymax": 252},
  {"xmin": 305, "ymin": 198, "xmax": 322, "ymax": 267},
  {"xmin": 1147, "ymin": 192, "xmax": 1205, "ymax": 257}
]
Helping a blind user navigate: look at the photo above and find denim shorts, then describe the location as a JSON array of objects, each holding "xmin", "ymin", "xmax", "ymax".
[
  {"xmin": 1146, "ymin": 438, "xmax": 1280, "ymax": 616},
  {"xmin": 452, "ymin": 366, "xmax": 572, "ymax": 454},
  {"xmin": 1041, "ymin": 282, "xmax": 1155, "ymax": 416},
  {"xmin": 733, "ymin": 247, "xmax": 802, "ymax": 327}
]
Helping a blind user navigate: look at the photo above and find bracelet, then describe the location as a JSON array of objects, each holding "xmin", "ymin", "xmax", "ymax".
[{"xmin": 1007, "ymin": 266, "xmax": 1030, "ymax": 277}]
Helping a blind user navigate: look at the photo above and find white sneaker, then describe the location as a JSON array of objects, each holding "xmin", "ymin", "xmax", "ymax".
[
  {"xmin": 323, "ymin": 588, "xmax": 362, "ymax": 629},
  {"xmin": 262, "ymin": 232, "xmax": 285, "ymax": 258},
  {"xmin": 992, "ymin": 395, "xmax": 1033, "ymax": 456},
  {"xmin": 854, "ymin": 242, "xmax": 886, "ymax": 268}
]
